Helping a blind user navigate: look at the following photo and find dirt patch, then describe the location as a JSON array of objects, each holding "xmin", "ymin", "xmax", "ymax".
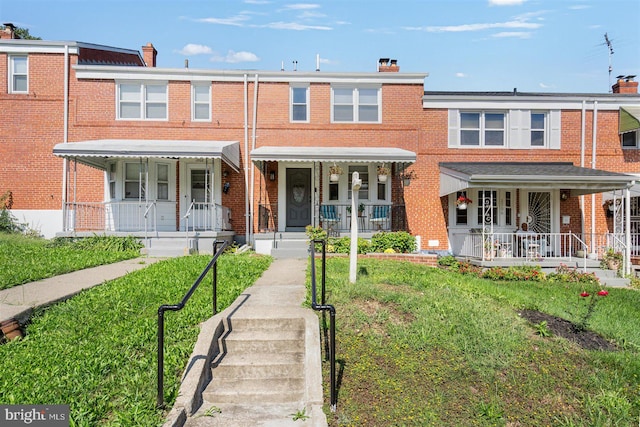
[{"xmin": 518, "ymin": 309, "xmax": 617, "ymax": 351}]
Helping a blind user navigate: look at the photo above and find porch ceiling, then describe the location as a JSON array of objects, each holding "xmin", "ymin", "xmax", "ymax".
[
  {"xmin": 250, "ymin": 146, "xmax": 416, "ymax": 163},
  {"xmin": 52, "ymin": 139, "xmax": 240, "ymax": 171},
  {"xmin": 439, "ymin": 162, "xmax": 636, "ymax": 197}
]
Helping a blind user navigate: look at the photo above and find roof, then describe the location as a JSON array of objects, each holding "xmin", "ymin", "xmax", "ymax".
[
  {"xmin": 250, "ymin": 146, "xmax": 416, "ymax": 163},
  {"xmin": 53, "ymin": 139, "xmax": 240, "ymax": 171},
  {"xmin": 439, "ymin": 162, "xmax": 636, "ymax": 197},
  {"xmin": 78, "ymin": 47, "xmax": 144, "ymax": 66},
  {"xmin": 620, "ymin": 106, "xmax": 640, "ymax": 133}
]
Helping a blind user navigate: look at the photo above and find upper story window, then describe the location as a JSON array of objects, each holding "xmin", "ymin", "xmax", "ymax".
[
  {"xmin": 530, "ymin": 112, "xmax": 546, "ymax": 147},
  {"xmin": 192, "ymin": 84, "xmax": 211, "ymax": 121},
  {"xmin": 8, "ymin": 55, "xmax": 28, "ymax": 93},
  {"xmin": 117, "ymin": 82, "xmax": 167, "ymax": 120},
  {"xmin": 449, "ymin": 109, "xmax": 561, "ymax": 149},
  {"xmin": 291, "ymin": 85, "xmax": 309, "ymax": 122},
  {"xmin": 332, "ymin": 86, "xmax": 381, "ymax": 123},
  {"xmin": 622, "ymin": 131, "xmax": 638, "ymax": 148},
  {"xmin": 460, "ymin": 112, "xmax": 505, "ymax": 146}
]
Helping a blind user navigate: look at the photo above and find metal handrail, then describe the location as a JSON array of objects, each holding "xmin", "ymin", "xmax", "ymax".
[
  {"xmin": 309, "ymin": 238, "xmax": 337, "ymax": 412},
  {"xmin": 569, "ymin": 231, "xmax": 589, "ymax": 272},
  {"xmin": 156, "ymin": 240, "xmax": 229, "ymax": 408}
]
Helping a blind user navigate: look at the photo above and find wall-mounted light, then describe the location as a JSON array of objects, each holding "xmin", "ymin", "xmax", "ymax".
[
  {"xmin": 223, "ymin": 182, "xmax": 230, "ymax": 194},
  {"xmin": 560, "ymin": 190, "xmax": 570, "ymax": 201},
  {"xmin": 269, "ymin": 170, "xmax": 276, "ymax": 181},
  {"xmin": 223, "ymin": 169, "xmax": 229, "ymax": 178}
]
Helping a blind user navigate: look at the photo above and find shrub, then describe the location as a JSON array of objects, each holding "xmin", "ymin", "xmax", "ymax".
[
  {"xmin": 482, "ymin": 265, "xmax": 545, "ymax": 281},
  {"xmin": 437, "ymin": 255, "xmax": 459, "ymax": 270},
  {"xmin": 547, "ymin": 264, "xmax": 600, "ymax": 285},
  {"xmin": 327, "ymin": 236, "xmax": 370, "ymax": 254},
  {"xmin": 370, "ymin": 231, "xmax": 416, "ymax": 253}
]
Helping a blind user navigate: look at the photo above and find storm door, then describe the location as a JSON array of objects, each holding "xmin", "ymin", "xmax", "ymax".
[{"xmin": 286, "ymin": 168, "xmax": 311, "ymax": 230}]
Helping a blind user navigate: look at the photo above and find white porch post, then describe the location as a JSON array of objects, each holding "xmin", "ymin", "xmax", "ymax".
[
  {"xmin": 626, "ymin": 187, "xmax": 632, "ymax": 276},
  {"xmin": 349, "ymin": 172, "xmax": 362, "ymax": 284}
]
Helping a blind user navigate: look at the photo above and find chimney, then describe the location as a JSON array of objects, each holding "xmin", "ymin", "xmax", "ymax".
[
  {"xmin": 378, "ymin": 58, "xmax": 399, "ymax": 73},
  {"xmin": 1, "ymin": 23, "xmax": 18, "ymax": 39},
  {"xmin": 612, "ymin": 75, "xmax": 638, "ymax": 94},
  {"xmin": 142, "ymin": 42, "xmax": 157, "ymax": 67}
]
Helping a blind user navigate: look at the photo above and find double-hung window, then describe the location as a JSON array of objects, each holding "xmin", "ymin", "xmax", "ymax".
[
  {"xmin": 124, "ymin": 163, "xmax": 146, "ymax": 200},
  {"xmin": 8, "ymin": 55, "xmax": 28, "ymax": 93},
  {"xmin": 530, "ymin": 112, "xmax": 546, "ymax": 147},
  {"xmin": 332, "ymin": 86, "xmax": 380, "ymax": 123},
  {"xmin": 348, "ymin": 165, "xmax": 369, "ymax": 200},
  {"xmin": 156, "ymin": 164, "xmax": 169, "ymax": 200},
  {"xmin": 192, "ymin": 84, "xmax": 211, "ymax": 121},
  {"xmin": 622, "ymin": 131, "xmax": 638, "ymax": 148},
  {"xmin": 460, "ymin": 112, "xmax": 505, "ymax": 146},
  {"xmin": 117, "ymin": 82, "xmax": 167, "ymax": 120},
  {"xmin": 291, "ymin": 85, "xmax": 309, "ymax": 122}
]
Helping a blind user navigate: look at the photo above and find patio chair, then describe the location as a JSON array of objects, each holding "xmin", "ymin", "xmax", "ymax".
[
  {"xmin": 369, "ymin": 205, "xmax": 390, "ymax": 230},
  {"xmin": 320, "ymin": 205, "xmax": 340, "ymax": 236}
]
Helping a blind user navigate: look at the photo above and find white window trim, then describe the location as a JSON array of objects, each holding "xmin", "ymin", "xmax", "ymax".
[
  {"xmin": 449, "ymin": 189, "xmax": 514, "ymax": 227},
  {"xmin": 116, "ymin": 81, "xmax": 168, "ymax": 121},
  {"xmin": 621, "ymin": 130, "xmax": 639, "ymax": 149},
  {"xmin": 8, "ymin": 54, "xmax": 28, "ymax": 94},
  {"xmin": 191, "ymin": 83, "xmax": 211, "ymax": 122},
  {"xmin": 330, "ymin": 85, "xmax": 382, "ymax": 123},
  {"xmin": 290, "ymin": 84, "xmax": 310, "ymax": 123},
  {"xmin": 459, "ymin": 111, "xmax": 506, "ymax": 147},
  {"xmin": 529, "ymin": 111, "xmax": 549, "ymax": 148}
]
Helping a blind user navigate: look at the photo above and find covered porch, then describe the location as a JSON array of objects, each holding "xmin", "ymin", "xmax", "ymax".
[
  {"xmin": 250, "ymin": 145, "xmax": 416, "ymax": 245},
  {"xmin": 53, "ymin": 139, "xmax": 240, "ymax": 235},
  {"xmin": 440, "ymin": 162, "xmax": 636, "ymax": 273}
]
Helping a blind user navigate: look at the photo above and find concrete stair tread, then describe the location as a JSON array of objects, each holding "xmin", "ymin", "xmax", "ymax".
[
  {"xmin": 223, "ymin": 329, "xmax": 304, "ymax": 341},
  {"xmin": 184, "ymin": 403, "xmax": 320, "ymax": 427},
  {"xmin": 214, "ymin": 351, "xmax": 304, "ymax": 366},
  {"xmin": 227, "ymin": 317, "xmax": 305, "ymax": 330},
  {"xmin": 203, "ymin": 378, "xmax": 305, "ymax": 404}
]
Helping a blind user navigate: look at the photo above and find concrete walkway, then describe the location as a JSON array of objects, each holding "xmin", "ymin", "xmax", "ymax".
[{"xmin": 0, "ymin": 257, "xmax": 163, "ymax": 325}]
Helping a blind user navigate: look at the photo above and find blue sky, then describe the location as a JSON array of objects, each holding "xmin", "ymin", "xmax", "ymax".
[{"xmin": 2, "ymin": 0, "xmax": 639, "ymax": 93}]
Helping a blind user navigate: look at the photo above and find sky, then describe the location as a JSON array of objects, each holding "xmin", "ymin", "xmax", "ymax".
[{"xmin": 1, "ymin": 0, "xmax": 639, "ymax": 93}]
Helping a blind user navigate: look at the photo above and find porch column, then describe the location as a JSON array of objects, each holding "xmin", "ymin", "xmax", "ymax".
[{"xmin": 626, "ymin": 187, "xmax": 631, "ymax": 276}]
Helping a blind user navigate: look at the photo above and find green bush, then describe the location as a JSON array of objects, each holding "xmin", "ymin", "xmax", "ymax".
[
  {"xmin": 49, "ymin": 235, "xmax": 143, "ymax": 252},
  {"xmin": 437, "ymin": 255, "xmax": 459, "ymax": 269},
  {"xmin": 482, "ymin": 265, "xmax": 546, "ymax": 281},
  {"xmin": 370, "ymin": 231, "xmax": 416, "ymax": 253},
  {"xmin": 327, "ymin": 236, "xmax": 371, "ymax": 254}
]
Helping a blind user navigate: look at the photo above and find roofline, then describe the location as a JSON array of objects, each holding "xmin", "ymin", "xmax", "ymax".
[
  {"xmin": 73, "ymin": 64, "xmax": 428, "ymax": 84},
  {"xmin": 0, "ymin": 39, "xmax": 142, "ymax": 57}
]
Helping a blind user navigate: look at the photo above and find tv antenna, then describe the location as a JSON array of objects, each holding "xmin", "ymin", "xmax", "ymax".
[{"xmin": 604, "ymin": 33, "xmax": 614, "ymax": 92}]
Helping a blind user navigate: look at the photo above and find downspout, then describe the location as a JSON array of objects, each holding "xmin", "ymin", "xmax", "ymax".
[
  {"xmin": 244, "ymin": 74, "xmax": 250, "ymax": 244},
  {"xmin": 626, "ymin": 186, "xmax": 632, "ymax": 275},
  {"xmin": 580, "ymin": 100, "xmax": 586, "ymax": 248},
  {"xmin": 62, "ymin": 44, "xmax": 70, "ymax": 230},
  {"xmin": 591, "ymin": 101, "xmax": 598, "ymax": 254},
  {"xmin": 249, "ymin": 74, "xmax": 259, "ymax": 246}
]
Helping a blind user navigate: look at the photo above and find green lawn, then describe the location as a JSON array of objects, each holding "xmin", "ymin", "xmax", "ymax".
[
  {"xmin": 315, "ymin": 258, "xmax": 640, "ymax": 426},
  {"xmin": 0, "ymin": 234, "xmax": 142, "ymax": 290},
  {"xmin": 0, "ymin": 253, "xmax": 272, "ymax": 426}
]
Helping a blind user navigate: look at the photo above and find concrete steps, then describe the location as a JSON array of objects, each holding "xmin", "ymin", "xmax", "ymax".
[{"xmin": 185, "ymin": 316, "xmax": 323, "ymax": 427}]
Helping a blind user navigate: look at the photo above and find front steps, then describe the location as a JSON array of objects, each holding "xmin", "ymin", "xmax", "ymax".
[{"xmin": 184, "ymin": 316, "xmax": 324, "ymax": 427}]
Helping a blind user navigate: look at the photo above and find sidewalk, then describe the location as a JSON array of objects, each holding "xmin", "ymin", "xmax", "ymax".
[{"xmin": 0, "ymin": 257, "xmax": 163, "ymax": 325}]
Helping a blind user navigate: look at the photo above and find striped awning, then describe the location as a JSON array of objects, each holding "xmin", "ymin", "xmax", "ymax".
[
  {"xmin": 53, "ymin": 139, "xmax": 240, "ymax": 171},
  {"xmin": 250, "ymin": 146, "xmax": 416, "ymax": 163},
  {"xmin": 620, "ymin": 107, "xmax": 640, "ymax": 133}
]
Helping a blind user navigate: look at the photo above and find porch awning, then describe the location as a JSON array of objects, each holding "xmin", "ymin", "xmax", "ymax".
[
  {"xmin": 620, "ymin": 107, "xmax": 640, "ymax": 133},
  {"xmin": 53, "ymin": 139, "xmax": 240, "ymax": 171},
  {"xmin": 250, "ymin": 146, "xmax": 416, "ymax": 163},
  {"xmin": 440, "ymin": 162, "xmax": 636, "ymax": 197}
]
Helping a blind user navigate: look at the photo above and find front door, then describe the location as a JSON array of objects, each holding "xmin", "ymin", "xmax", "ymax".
[
  {"xmin": 286, "ymin": 168, "xmax": 311, "ymax": 230},
  {"xmin": 526, "ymin": 191, "xmax": 551, "ymax": 234}
]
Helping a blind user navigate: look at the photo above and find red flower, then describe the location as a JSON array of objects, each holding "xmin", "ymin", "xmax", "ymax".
[
  {"xmin": 597, "ymin": 290, "xmax": 609, "ymax": 296},
  {"xmin": 580, "ymin": 291, "xmax": 590, "ymax": 297}
]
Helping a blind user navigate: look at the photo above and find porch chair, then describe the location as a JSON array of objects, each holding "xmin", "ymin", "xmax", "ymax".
[
  {"xmin": 320, "ymin": 205, "xmax": 340, "ymax": 236},
  {"xmin": 369, "ymin": 205, "xmax": 390, "ymax": 230}
]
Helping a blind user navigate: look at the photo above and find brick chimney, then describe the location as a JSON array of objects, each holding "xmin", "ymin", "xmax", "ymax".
[
  {"xmin": 612, "ymin": 75, "xmax": 638, "ymax": 94},
  {"xmin": 378, "ymin": 58, "xmax": 399, "ymax": 72},
  {"xmin": 1, "ymin": 23, "xmax": 18, "ymax": 39},
  {"xmin": 142, "ymin": 42, "xmax": 157, "ymax": 67}
]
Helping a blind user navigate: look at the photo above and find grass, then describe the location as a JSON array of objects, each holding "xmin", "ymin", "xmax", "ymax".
[
  {"xmin": 0, "ymin": 234, "xmax": 142, "ymax": 290},
  {"xmin": 0, "ymin": 253, "xmax": 272, "ymax": 426},
  {"xmin": 314, "ymin": 258, "xmax": 640, "ymax": 426}
]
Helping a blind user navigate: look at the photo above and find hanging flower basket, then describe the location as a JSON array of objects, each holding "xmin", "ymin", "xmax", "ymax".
[
  {"xmin": 328, "ymin": 164, "xmax": 343, "ymax": 182},
  {"xmin": 377, "ymin": 164, "xmax": 390, "ymax": 182},
  {"xmin": 456, "ymin": 195, "xmax": 472, "ymax": 210}
]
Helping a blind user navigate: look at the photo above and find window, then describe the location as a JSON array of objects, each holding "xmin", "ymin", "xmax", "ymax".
[
  {"xmin": 291, "ymin": 86, "xmax": 309, "ymax": 122},
  {"xmin": 460, "ymin": 112, "xmax": 505, "ymax": 146},
  {"xmin": 192, "ymin": 84, "xmax": 211, "ymax": 121},
  {"xmin": 108, "ymin": 163, "xmax": 116, "ymax": 199},
  {"xmin": 117, "ymin": 82, "xmax": 167, "ymax": 120},
  {"xmin": 8, "ymin": 55, "xmax": 27, "ymax": 93},
  {"xmin": 622, "ymin": 131, "xmax": 638, "ymax": 148},
  {"xmin": 329, "ymin": 182, "xmax": 339, "ymax": 201},
  {"xmin": 332, "ymin": 86, "xmax": 380, "ymax": 123},
  {"xmin": 157, "ymin": 164, "xmax": 169, "ymax": 200},
  {"xmin": 348, "ymin": 165, "xmax": 369, "ymax": 200},
  {"xmin": 531, "ymin": 113, "xmax": 546, "ymax": 147},
  {"xmin": 455, "ymin": 191, "xmax": 468, "ymax": 225},
  {"xmin": 124, "ymin": 163, "xmax": 146, "ymax": 199},
  {"xmin": 377, "ymin": 181, "xmax": 386, "ymax": 201},
  {"xmin": 505, "ymin": 191, "xmax": 513, "ymax": 226},
  {"xmin": 477, "ymin": 190, "xmax": 498, "ymax": 225}
]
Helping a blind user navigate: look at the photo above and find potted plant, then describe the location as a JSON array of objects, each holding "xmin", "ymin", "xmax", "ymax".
[
  {"xmin": 346, "ymin": 203, "xmax": 365, "ymax": 216},
  {"xmin": 400, "ymin": 170, "xmax": 417, "ymax": 186},
  {"xmin": 456, "ymin": 195, "xmax": 472, "ymax": 210},
  {"xmin": 328, "ymin": 164, "xmax": 343, "ymax": 182},
  {"xmin": 600, "ymin": 247, "xmax": 623, "ymax": 272},
  {"xmin": 377, "ymin": 164, "xmax": 391, "ymax": 182}
]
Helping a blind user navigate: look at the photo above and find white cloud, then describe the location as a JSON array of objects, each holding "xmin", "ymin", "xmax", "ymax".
[
  {"xmin": 244, "ymin": 0, "xmax": 271, "ymax": 4},
  {"xmin": 196, "ymin": 15, "xmax": 251, "ymax": 26},
  {"xmin": 489, "ymin": 0, "xmax": 526, "ymax": 5},
  {"xmin": 263, "ymin": 21, "xmax": 332, "ymax": 30},
  {"xmin": 177, "ymin": 44, "xmax": 213, "ymax": 56},
  {"xmin": 407, "ymin": 19, "xmax": 541, "ymax": 32},
  {"xmin": 569, "ymin": 4, "xmax": 591, "ymax": 10},
  {"xmin": 282, "ymin": 3, "xmax": 321, "ymax": 11},
  {"xmin": 456, "ymin": 72, "xmax": 467, "ymax": 78},
  {"xmin": 492, "ymin": 31, "xmax": 532, "ymax": 38},
  {"xmin": 539, "ymin": 82, "xmax": 554, "ymax": 89},
  {"xmin": 211, "ymin": 50, "xmax": 260, "ymax": 63}
]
